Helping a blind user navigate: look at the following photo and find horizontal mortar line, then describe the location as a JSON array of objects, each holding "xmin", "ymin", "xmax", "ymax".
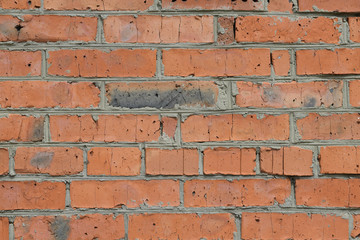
[
  {"xmin": 0, "ymin": 175, "xmax": 359, "ymax": 181},
  {"xmin": 0, "ymin": 207, "xmax": 358, "ymax": 216},
  {"xmin": 0, "ymin": 142, "xmax": 353, "ymax": 148},
  {"xmin": 1, "ymin": 141, "xmax": 360, "ymax": 147},
  {"xmin": 0, "ymin": 43, "xmax": 360, "ymax": 49},
  {"xmin": 0, "ymin": 9, "xmax": 360, "ymax": 17},
  {"xmin": 0, "ymin": 75, "xmax": 359, "ymax": 82},
  {"xmin": 0, "ymin": 108, "xmax": 359, "ymax": 114}
]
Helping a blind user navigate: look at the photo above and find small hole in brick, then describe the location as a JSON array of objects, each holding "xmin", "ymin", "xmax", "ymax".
[
  {"xmin": 242, "ymin": 0, "xmax": 247, "ymax": 2},
  {"xmin": 182, "ymin": 0, "xmax": 187, "ymax": 1},
  {"xmin": 28, "ymin": 63, "xmax": 31, "ymax": 67},
  {"xmin": 172, "ymin": 0, "xmax": 176, "ymax": 1},
  {"xmin": 15, "ymin": 24, "xmax": 23, "ymax": 31},
  {"xmin": 28, "ymin": 0, "xmax": 31, "ymax": 5},
  {"xmin": 253, "ymin": 0, "xmax": 259, "ymax": 2}
]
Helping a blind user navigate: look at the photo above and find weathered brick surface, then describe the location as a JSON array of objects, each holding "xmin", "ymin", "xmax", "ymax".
[
  {"xmin": 14, "ymin": 214, "xmax": 125, "ymax": 240},
  {"xmin": 1, "ymin": 0, "xmax": 360, "ymax": 238}
]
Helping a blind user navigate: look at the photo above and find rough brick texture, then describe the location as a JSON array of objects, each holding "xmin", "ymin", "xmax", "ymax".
[{"xmin": 1, "ymin": 0, "xmax": 359, "ymax": 238}]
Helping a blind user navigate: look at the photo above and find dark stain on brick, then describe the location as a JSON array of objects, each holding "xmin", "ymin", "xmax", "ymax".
[
  {"xmin": 50, "ymin": 216, "xmax": 70, "ymax": 240},
  {"xmin": 304, "ymin": 97, "xmax": 317, "ymax": 108},
  {"xmin": 31, "ymin": 118, "xmax": 44, "ymax": 141},
  {"xmin": 108, "ymin": 88, "xmax": 216, "ymax": 109},
  {"xmin": 30, "ymin": 152, "xmax": 54, "ymax": 168}
]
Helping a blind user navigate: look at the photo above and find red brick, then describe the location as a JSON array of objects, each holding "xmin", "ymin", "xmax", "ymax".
[
  {"xmin": 0, "ymin": 15, "xmax": 97, "ymax": 42},
  {"xmin": 296, "ymin": 113, "xmax": 360, "ymax": 140},
  {"xmin": 48, "ymin": 49, "xmax": 156, "ymax": 77},
  {"xmin": 145, "ymin": 148, "xmax": 199, "ymax": 175},
  {"xmin": 272, "ymin": 50, "xmax": 290, "ymax": 76},
  {"xmin": 349, "ymin": 80, "xmax": 360, "ymax": 107},
  {"xmin": 44, "ymin": 0, "xmax": 154, "ymax": 10},
  {"xmin": 0, "ymin": 0, "xmax": 40, "ymax": 9},
  {"xmin": 181, "ymin": 114, "xmax": 289, "ymax": 142},
  {"xmin": 320, "ymin": 146, "xmax": 360, "ymax": 174},
  {"xmin": 203, "ymin": 148, "xmax": 256, "ymax": 175},
  {"xmin": 15, "ymin": 147, "xmax": 83, "ymax": 176},
  {"xmin": 297, "ymin": 49, "xmax": 360, "ymax": 75},
  {"xmin": 296, "ymin": 178, "xmax": 360, "ymax": 207},
  {"xmin": 105, "ymin": 81, "xmax": 218, "ymax": 109},
  {"xmin": 184, "ymin": 179, "xmax": 291, "ymax": 207},
  {"xmin": 242, "ymin": 212, "xmax": 348, "ymax": 240},
  {"xmin": 163, "ymin": 49, "xmax": 271, "ymax": 77},
  {"xmin": 162, "ymin": 0, "xmax": 265, "ymax": 10},
  {"xmin": 350, "ymin": 18, "xmax": 360, "ymax": 42},
  {"xmin": 0, "ymin": 115, "xmax": 44, "ymax": 142},
  {"xmin": 298, "ymin": 0, "xmax": 360, "ymax": 12},
  {"xmin": 236, "ymin": 81, "xmax": 342, "ymax": 108},
  {"xmin": 161, "ymin": 116, "xmax": 177, "ymax": 139},
  {"xmin": 268, "ymin": 0, "xmax": 293, "ymax": 12},
  {"xmin": 236, "ymin": 16, "xmax": 340, "ymax": 43},
  {"xmin": 50, "ymin": 115, "xmax": 160, "ymax": 142},
  {"xmin": 0, "ymin": 181, "xmax": 65, "ymax": 210},
  {"xmin": 128, "ymin": 213, "xmax": 236, "ymax": 240},
  {"xmin": 260, "ymin": 147, "xmax": 313, "ymax": 176},
  {"xmin": 0, "ymin": 149, "xmax": 8, "ymax": 175},
  {"xmin": 87, "ymin": 147, "xmax": 141, "ymax": 176},
  {"xmin": 0, "ymin": 51, "xmax": 41, "ymax": 76},
  {"xmin": 0, "ymin": 218, "xmax": 8, "ymax": 240},
  {"xmin": 352, "ymin": 215, "xmax": 360, "ymax": 238},
  {"xmin": 217, "ymin": 17, "xmax": 235, "ymax": 44},
  {"xmin": 70, "ymin": 180, "xmax": 179, "ymax": 208},
  {"xmin": 104, "ymin": 15, "xmax": 213, "ymax": 43},
  {"xmin": 14, "ymin": 214, "xmax": 125, "ymax": 240},
  {"xmin": 0, "ymin": 81, "xmax": 100, "ymax": 108}
]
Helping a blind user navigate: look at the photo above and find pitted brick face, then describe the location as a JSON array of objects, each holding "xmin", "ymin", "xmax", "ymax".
[{"xmin": 1, "ymin": 0, "xmax": 360, "ymax": 238}]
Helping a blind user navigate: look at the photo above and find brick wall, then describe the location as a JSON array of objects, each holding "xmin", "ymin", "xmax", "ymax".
[{"xmin": 0, "ymin": 0, "xmax": 359, "ymax": 239}]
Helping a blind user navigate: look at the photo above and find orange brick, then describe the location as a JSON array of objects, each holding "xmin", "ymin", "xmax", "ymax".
[
  {"xmin": 320, "ymin": 146, "xmax": 360, "ymax": 174},
  {"xmin": 0, "ymin": 51, "xmax": 41, "ymax": 76},
  {"xmin": 44, "ymin": 0, "xmax": 154, "ymax": 10},
  {"xmin": 105, "ymin": 81, "xmax": 218, "ymax": 109},
  {"xmin": 236, "ymin": 81, "xmax": 342, "ymax": 108},
  {"xmin": 15, "ymin": 147, "xmax": 83, "ymax": 176},
  {"xmin": 14, "ymin": 214, "xmax": 125, "ymax": 240},
  {"xmin": 217, "ymin": 17, "xmax": 235, "ymax": 44},
  {"xmin": 352, "ymin": 215, "xmax": 360, "ymax": 238},
  {"xmin": 87, "ymin": 147, "xmax": 141, "ymax": 176},
  {"xmin": 297, "ymin": 113, "xmax": 360, "ymax": 140},
  {"xmin": 161, "ymin": 116, "xmax": 177, "ymax": 139},
  {"xmin": 203, "ymin": 148, "xmax": 256, "ymax": 175},
  {"xmin": 162, "ymin": 0, "xmax": 265, "ymax": 10},
  {"xmin": 0, "ymin": 181, "xmax": 65, "ymax": 210},
  {"xmin": 349, "ymin": 80, "xmax": 360, "ymax": 107},
  {"xmin": 297, "ymin": 49, "xmax": 360, "ymax": 75},
  {"xmin": 242, "ymin": 212, "xmax": 348, "ymax": 240},
  {"xmin": 128, "ymin": 213, "xmax": 236, "ymax": 240},
  {"xmin": 184, "ymin": 179, "xmax": 291, "ymax": 207},
  {"xmin": 267, "ymin": 0, "xmax": 293, "ymax": 12},
  {"xmin": 104, "ymin": 15, "xmax": 213, "ymax": 43},
  {"xmin": 298, "ymin": 0, "xmax": 360, "ymax": 12},
  {"xmin": 0, "ymin": 15, "xmax": 97, "ymax": 42},
  {"xmin": 163, "ymin": 49, "xmax": 271, "ymax": 77},
  {"xmin": 50, "ymin": 115, "xmax": 160, "ymax": 142},
  {"xmin": 260, "ymin": 147, "xmax": 313, "ymax": 176},
  {"xmin": 296, "ymin": 178, "xmax": 360, "ymax": 207},
  {"xmin": 0, "ymin": 0, "xmax": 40, "ymax": 9},
  {"xmin": 236, "ymin": 16, "xmax": 340, "ymax": 43},
  {"xmin": 0, "ymin": 149, "xmax": 8, "ymax": 175},
  {"xmin": 0, "ymin": 218, "xmax": 8, "ymax": 240},
  {"xmin": 0, "ymin": 81, "xmax": 100, "ymax": 108},
  {"xmin": 272, "ymin": 50, "xmax": 290, "ymax": 76},
  {"xmin": 350, "ymin": 18, "xmax": 360, "ymax": 42},
  {"xmin": 181, "ymin": 114, "xmax": 289, "ymax": 142},
  {"xmin": 0, "ymin": 115, "xmax": 44, "ymax": 142},
  {"xmin": 70, "ymin": 180, "xmax": 179, "ymax": 208},
  {"xmin": 145, "ymin": 148, "xmax": 199, "ymax": 175},
  {"xmin": 48, "ymin": 49, "xmax": 156, "ymax": 77}
]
